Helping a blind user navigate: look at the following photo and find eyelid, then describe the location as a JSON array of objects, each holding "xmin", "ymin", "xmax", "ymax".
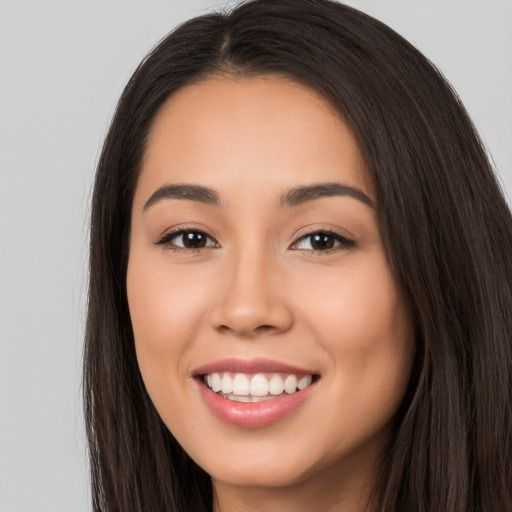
[
  {"xmin": 292, "ymin": 223, "xmax": 355, "ymax": 240},
  {"xmin": 289, "ymin": 226, "xmax": 356, "ymax": 252},
  {"xmin": 153, "ymin": 224, "xmax": 355, "ymax": 253},
  {"xmin": 154, "ymin": 225, "xmax": 219, "ymax": 250}
]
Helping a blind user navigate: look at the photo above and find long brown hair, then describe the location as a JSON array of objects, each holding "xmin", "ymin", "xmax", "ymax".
[{"xmin": 84, "ymin": 1, "xmax": 512, "ymax": 510}]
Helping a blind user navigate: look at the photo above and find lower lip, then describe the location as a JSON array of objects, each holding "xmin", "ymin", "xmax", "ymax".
[{"xmin": 196, "ymin": 379, "xmax": 317, "ymax": 428}]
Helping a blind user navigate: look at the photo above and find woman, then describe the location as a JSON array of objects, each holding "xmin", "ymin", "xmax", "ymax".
[{"xmin": 84, "ymin": 0, "xmax": 512, "ymax": 510}]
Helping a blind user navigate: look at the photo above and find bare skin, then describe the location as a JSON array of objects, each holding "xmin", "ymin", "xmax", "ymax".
[{"xmin": 127, "ymin": 76, "xmax": 414, "ymax": 512}]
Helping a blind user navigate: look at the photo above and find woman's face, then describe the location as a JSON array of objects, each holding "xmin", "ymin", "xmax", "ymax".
[{"xmin": 127, "ymin": 76, "xmax": 414, "ymax": 497}]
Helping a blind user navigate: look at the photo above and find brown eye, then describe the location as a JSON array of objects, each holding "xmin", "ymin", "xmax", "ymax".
[
  {"xmin": 181, "ymin": 231, "xmax": 208, "ymax": 248},
  {"xmin": 292, "ymin": 231, "xmax": 355, "ymax": 252},
  {"xmin": 310, "ymin": 233, "xmax": 335, "ymax": 250},
  {"xmin": 156, "ymin": 229, "xmax": 217, "ymax": 250}
]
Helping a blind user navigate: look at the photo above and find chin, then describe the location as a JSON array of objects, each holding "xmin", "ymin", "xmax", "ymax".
[{"xmin": 206, "ymin": 457, "xmax": 314, "ymax": 489}]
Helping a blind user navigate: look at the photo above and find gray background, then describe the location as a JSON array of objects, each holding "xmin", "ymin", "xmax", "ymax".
[{"xmin": 0, "ymin": 1, "xmax": 510, "ymax": 511}]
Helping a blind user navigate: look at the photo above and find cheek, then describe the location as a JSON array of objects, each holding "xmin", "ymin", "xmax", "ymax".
[
  {"xmin": 296, "ymin": 255, "xmax": 408, "ymax": 346},
  {"xmin": 126, "ymin": 247, "xmax": 207, "ymax": 395},
  {"xmin": 127, "ymin": 241, "xmax": 212, "ymax": 333},
  {"xmin": 294, "ymin": 256, "xmax": 414, "ymax": 416}
]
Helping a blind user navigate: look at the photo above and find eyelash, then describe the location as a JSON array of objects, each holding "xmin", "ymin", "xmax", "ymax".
[
  {"xmin": 290, "ymin": 229, "xmax": 356, "ymax": 253},
  {"xmin": 155, "ymin": 228, "xmax": 356, "ymax": 254},
  {"xmin": 155, "ymin": 228, "xmax": 219, "ymax": 253}
]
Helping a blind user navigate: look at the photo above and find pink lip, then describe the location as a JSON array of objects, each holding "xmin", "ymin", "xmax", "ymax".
[
  {"xmin": 193, "ymin": 358, "xmax": 319, "ymax": 428},
  {"xmin": 193, "ymin": 357, "xmax": 315, "ymax": 376}
]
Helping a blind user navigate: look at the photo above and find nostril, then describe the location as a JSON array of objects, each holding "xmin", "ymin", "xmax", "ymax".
[
  {"xmin": 215, "ymin": 323, "xmax": 278, "ymax": 336},
  {"xmin": 255, "ymin": 325, "xmax": 276, "ymax": 333}
]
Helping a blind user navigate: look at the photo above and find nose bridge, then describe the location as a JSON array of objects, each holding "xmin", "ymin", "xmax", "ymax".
[
  {"xmin": 211, "ymin": 240, "xmax": 292, "ymax": 336},
  {"xmin": 233, "ymin": 243, "xmax": 273, "ymax": 307}
]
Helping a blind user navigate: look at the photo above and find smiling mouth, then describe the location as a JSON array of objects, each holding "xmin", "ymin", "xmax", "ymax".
[{"xmin": 202, "ymin": 372, "xmax": 318, "ymax": 402}]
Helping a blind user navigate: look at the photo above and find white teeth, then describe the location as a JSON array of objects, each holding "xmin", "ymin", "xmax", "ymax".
[
  {"xmin": 204, "ymin": 371, "xmax": 315, "ymax": 400},
  {"xmin": 251, "ymin": 395, "xmax": 275, "ymax": 402},
  {"xmin": 284, "ymin": 374, "xmax": 298, "ymax": 394},
  {"xmin": 298, "ymin": 375, "xmax": 313, "ymax": 390},
  {"xmin": 250, "ymin": 374, "xmax": 269, "ymax": 396},
  {"xmin": 233, "ymin": 373, "xmax": 250, "ymax": 395},
  {"xmin": 269, "ymin": 374, "xmax": 285, "ymax": 395},
  {"xmin": 222, "ymin": 393, "xmax": 274, "ymax": 402},
  {"xmin": 221, "ymin": 373, "xmax": 233, "ymax": 394},
  {"xmin": 230, "ymin": 394, "xmax": 251, "ymax": 402},
  {"xmin": 211, "ymin": 372, "xmax": 222, "ymax": 392}
]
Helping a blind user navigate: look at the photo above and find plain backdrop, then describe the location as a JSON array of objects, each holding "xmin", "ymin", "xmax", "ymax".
[{"xmin": 0, "ymin": 1, "xmax": 511, "ymax": 511}]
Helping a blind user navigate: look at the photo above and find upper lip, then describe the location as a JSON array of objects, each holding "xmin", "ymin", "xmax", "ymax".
[{"xmin": 193, "ymin": 357, "xmax": 317, "ymax": 376}]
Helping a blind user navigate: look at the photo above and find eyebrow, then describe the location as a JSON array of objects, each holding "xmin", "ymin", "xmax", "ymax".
[
  {"xmin": 143, "ymin": 181, "xmax": 374, "ymax": 212},
  {"xmin": 143, "ymin": 184, "xmax": 221, "ymax": 211},
  {"xmin": 280, "ymin": 183, "xmax": 374, "ymax": 208}
]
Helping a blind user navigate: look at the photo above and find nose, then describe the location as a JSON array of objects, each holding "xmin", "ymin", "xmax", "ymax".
[{"xmin": 209, "ymin": 248, "xmax": 294, "ymax": 338}]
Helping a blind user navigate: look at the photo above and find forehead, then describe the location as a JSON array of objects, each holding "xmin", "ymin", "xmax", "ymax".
[{"xmin": 136, "ymin": 75, "xmax": 372, "ymax": 206}]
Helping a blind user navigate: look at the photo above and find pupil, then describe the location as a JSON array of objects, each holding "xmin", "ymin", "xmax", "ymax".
[
  {"xmin": 183, "ymin": 231, "xmax": 206, "ymax": 248},
  {"xmin": 311, "ymin": 233, "xmax": 334, "ymax": 250}
]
